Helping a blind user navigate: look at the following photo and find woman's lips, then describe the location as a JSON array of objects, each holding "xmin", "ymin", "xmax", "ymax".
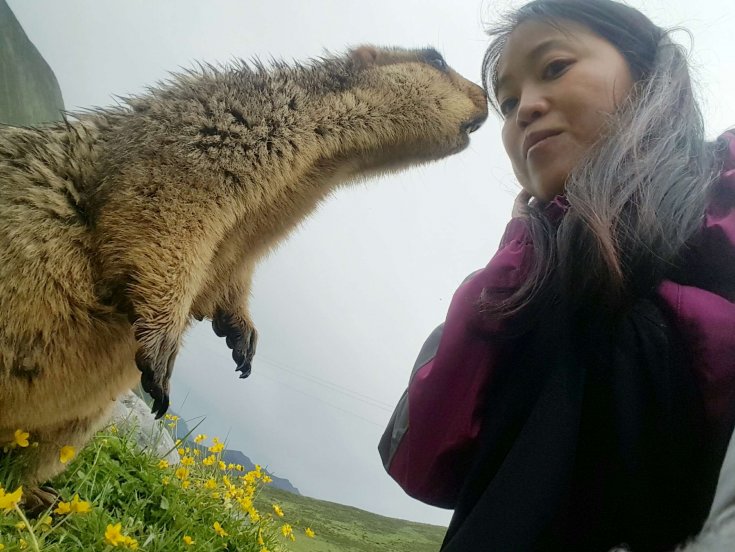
[{"xmin": 523, "ymin": 129, "xmax": 562, "ymax": 158}]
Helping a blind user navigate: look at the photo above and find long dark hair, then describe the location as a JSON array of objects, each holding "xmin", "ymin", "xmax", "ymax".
[{"xmin": 480, "ymin": 0, "xmax": 727, "ymax": 325}]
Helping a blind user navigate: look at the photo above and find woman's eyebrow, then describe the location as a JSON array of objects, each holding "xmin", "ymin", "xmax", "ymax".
[{"xmin": 496, "ymin": 38, "xmax": 570, "ymax": 95}]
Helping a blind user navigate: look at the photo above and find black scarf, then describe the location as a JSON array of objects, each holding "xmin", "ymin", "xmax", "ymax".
[{"xmin": 441, "ymin": 299, "xmax": 728, "ymax": 552}]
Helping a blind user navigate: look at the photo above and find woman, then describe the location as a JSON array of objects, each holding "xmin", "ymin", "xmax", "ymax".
[{"xmin": 379, "ymin": 0, "xmax": 735, "ymax": 550}]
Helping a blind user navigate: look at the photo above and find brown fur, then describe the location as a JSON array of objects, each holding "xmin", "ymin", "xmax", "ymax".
[{"xmin": 0, "ymin": 45, "xmax": 487, "ymax": 488}]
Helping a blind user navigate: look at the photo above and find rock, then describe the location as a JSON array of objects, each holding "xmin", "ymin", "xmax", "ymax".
[
  {"xmin": 0, "ymin": 0, "xmax": 65, "ymax": 125},
  {"xmin": 109, "ymin": 390, "xmax": 180, "ymax": 465}
]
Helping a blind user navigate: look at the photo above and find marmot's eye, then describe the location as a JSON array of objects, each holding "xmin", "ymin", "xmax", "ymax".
[{"xmin": 428, "ymin": 56, "xmax": 448, "ymax": 72}]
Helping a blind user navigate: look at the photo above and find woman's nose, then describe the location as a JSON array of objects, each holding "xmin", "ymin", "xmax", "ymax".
[{"xmin": 515, "ymin": 91, "xmax": 549, "ymax": 128}]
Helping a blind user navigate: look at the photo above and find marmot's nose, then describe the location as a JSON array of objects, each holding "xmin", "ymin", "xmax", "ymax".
[{"xmin": 461, "ymin": 113, "xmax": 488, "ymax": 134}]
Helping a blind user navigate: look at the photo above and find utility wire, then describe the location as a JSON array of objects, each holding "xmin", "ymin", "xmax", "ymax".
[
  {"xmin": 255, "ymin": 354, "xmax": 395, "ymax": 412},
  {"xmin": 256, "ymin": 370, "xmax": 386, "ymax": 428}
]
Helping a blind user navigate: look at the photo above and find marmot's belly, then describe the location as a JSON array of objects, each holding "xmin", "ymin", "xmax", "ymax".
[{"xmin": 0, "ymin": 326, "xmax": 138, "ymax": 431}]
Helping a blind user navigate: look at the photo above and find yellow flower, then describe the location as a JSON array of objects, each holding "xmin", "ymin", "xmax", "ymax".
[
  {"xmin": 202, "ymin": 455, "xmax": 216, "ymax": 466},
  {"xmin": 109, "ymin": 425, "xmax": 118, "ymax": 434},
  {"xmin": 183, "ymin": 535, "xmax": 195, "ymax": 545},
  {"xmin": 193, "ymin": 449, "xmax": 201, "ymax": 456},
  {"xmin": 209, "ymin": 437, "xmax": 225, "ymax": 454},
  {"xmin": 54, "ymin": 501, "xmax": 71, "ymax": 515},
  {"xmin": 305, "ymin": 527, "xmax": 316, "ymax": 538},
  {"xmin": 13, "ymin": 429, "xmax": 29, "ymax": 448},
  {"xmin": 260, "ymin": 548, "xmax": 270, "ymax": 552},
  {"xmin": 204, "ymin": 478, "xmax": 217, "ymax": 490},
  {"xmin": 218, "ymin": 460, "xmax": 227, "ymax": 470},
  {"xmin": 40, "ymin": 515, "xmax": 53, "ymax": 527},
  {"xmin": 194, "ymin": 434, "xmax": 207, "ymax": 444},
  {"xmin": 158, "ymin": 459, "xmax": 169, "ymax": 469},
  {"xmin": 70, "ymin": 494, "xmax": 91, "ymax": 513},
  {"xmin": 162, "ymin": 476, "xmax": 170, "ymax": 486},
  {"xmin": 248, "ymin": 508, "xmax": 261, "ymax": 523},
  {"xmin": 181, "ymin": 480, "xmax": 191, "ymax": 490},
  {"xmin": 19, "ymin": 539, "xmax": 27, "ymax": 550},
  {"xmin": 257, "ymin": 528, "xmax": 265, "ymax": 546},
  {"xmin": 177, "ymin": 447, "xmax": 186, "ymax": 456},
  {"xmin": 181, "ymin": 456, "xmax": 195, "ymax": 467},
  {"xmin": 213, "ymin": 521, "xmax": 228, "ymax": 537},
  {"xmin": 15, "ymin": 521, "xmax": 26, "ymax": 530},
  {"xmin": 0, "ymin": 486, "xmax": 23, "ymax": 512},
  {"xmin": 174, "ymin": 467, "xmax": 189, "ymax": 480},
  {"xmin": 105, "ymin": 523, "xmax": 125, "ymax": 546},
  {"xmin": 164, "ymin": 414, "xmax": 179, "ymax": 421},
  {"xmin": 55, "ymin": 493, "xmax": 91, "ymax": 515},
  {"xmin": 123, "ymin": 536, "xmax": 139, "ymax": 549},
  {"xmin": 262, "ymin": 475, "xmax": 273, "ymax": 484},
  {"xmin": 281, "ymin": 523, "xmax": 293, "ymax": 539},
  {"xmin": 0, "ymin": 543, "xmax": 5, "ymax": 550},
  {"xmin": 272, "ymin": 504, "xmax": 284, "ymax": 517},
  {"xmin": 59, "ymin": 445, "xmax": 76, "ymax": 464}
]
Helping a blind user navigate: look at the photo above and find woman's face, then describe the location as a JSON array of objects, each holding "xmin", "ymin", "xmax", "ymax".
[{"xmin": 496, "ymin": 20, "xmax": 634, "ymax": 201}]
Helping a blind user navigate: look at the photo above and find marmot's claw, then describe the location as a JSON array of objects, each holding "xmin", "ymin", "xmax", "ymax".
[
  {"xmin": 136, "ymin": 348, "xmax": 172, "ymax": 419},
  {"xmin": 235, "ymin": 354, "xmax": 252, "ymax": 378},
  {"xmin": 151, "ymin": 393, "xmax": 170, "ymax": 419},
  {"xmin": 213, "ymin": 310, "xmax": 258, "ymax": 378},
  {"xmin": 22, "ymin": 486, "xmax": 59, "ymax": 516},
  {"xmin": 212, "ymin": 316, "xmax": 227, "ymax": 337}
]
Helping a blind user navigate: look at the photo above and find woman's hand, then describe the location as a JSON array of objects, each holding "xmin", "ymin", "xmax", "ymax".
[{"xmin": 512, "ymin": 189, "xmax": 532, "ymax": 218}]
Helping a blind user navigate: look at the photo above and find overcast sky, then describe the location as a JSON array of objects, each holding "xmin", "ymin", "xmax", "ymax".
[{"xmin": 8, "ymin": 0, "xmax": 734, "ymax": 527}]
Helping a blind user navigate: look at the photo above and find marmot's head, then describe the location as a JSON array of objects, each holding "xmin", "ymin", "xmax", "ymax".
[
  {"xmin": 303, "ymin": 45, "xmax": 488, "ymax": 173},
  {"xmin": 258, "ymin": 46, "xmax": 488, "ymax": 174}
]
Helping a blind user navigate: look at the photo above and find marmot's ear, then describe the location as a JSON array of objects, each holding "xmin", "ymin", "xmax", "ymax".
[{"xmin": 350, "ymin": 45, "xmax": 379, "ymax": 69}]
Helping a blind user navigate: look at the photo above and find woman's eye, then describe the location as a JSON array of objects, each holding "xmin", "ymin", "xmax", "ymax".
[
  {"xmin": 542, "ymin": 59, "xmax": 572, "ymax": 79},
  {"xmin": 499, "ymin": 97, "xmax": 518, "ymax": 117}
]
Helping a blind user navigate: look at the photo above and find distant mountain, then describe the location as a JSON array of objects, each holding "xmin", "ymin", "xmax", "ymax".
[
  {"xmin": 220, "ymin": 448, "xmax": 301, "ymax": 495},
  {"xmin": 0, "ymin": 0, "xmax": 65, "ymax": 125},
  {"xmin": 167, "ymin": 407, "xmax": 301, "ymax": 496}
]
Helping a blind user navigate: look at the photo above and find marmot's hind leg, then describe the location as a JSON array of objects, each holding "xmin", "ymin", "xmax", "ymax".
[
  {"xmin": 22, "ymin": 486, "xmax": 59, "ymax": 516},
  {"xmin": 14, "ymin": 407, "xmax": 111, "ymax": 512}
]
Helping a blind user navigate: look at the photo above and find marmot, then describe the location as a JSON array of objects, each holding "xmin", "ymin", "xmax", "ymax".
[{"xmin": 0, "ymin": 45, "xmax": 487, "ymax": 499}]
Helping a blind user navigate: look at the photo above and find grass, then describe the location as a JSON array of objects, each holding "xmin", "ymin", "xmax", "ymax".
[
  {"xmin": 0, "ymin": 418, "xmax": 446, "ymax": 552},
  {"xmin": 0, "ymin": 419, "xmax": 301, "ymax": 551},
  {"xmin": 255, "ymin": 487, "xmax": 446, "ymax": 552}
]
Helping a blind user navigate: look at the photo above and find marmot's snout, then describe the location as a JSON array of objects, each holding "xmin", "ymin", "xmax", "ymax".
[{"xmin": 462, "ymin": 114, "xmax": 488, "ymax": 135}]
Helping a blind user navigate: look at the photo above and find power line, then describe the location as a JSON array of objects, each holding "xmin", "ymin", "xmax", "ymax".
[
  {"xmin": 255, "ymin": 371, "xmax": 386, "ymax": 428},
  {"xmin": 255, "ymin": 354, "xmax": 395, "ymax": 412}
]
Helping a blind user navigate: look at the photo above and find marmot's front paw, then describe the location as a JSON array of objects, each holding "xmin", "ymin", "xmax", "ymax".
[
  {"xmin": 212, "ymin": 310, "xmax": 258, "ymax": 378},
  {"xmin": 134, "ymin": 327, "xmax": 178, "ymax": 418}
]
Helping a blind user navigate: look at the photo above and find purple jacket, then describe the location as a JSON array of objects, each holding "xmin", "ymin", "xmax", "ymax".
[{"xmin": 380, "ymin": 131, "xmax": 735, "ymax": 509}]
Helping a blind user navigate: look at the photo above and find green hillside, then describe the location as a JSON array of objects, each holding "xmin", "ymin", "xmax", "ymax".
[{"xmin": 256, "ymin": 486, "xmax": 447, "ymax": 552}]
